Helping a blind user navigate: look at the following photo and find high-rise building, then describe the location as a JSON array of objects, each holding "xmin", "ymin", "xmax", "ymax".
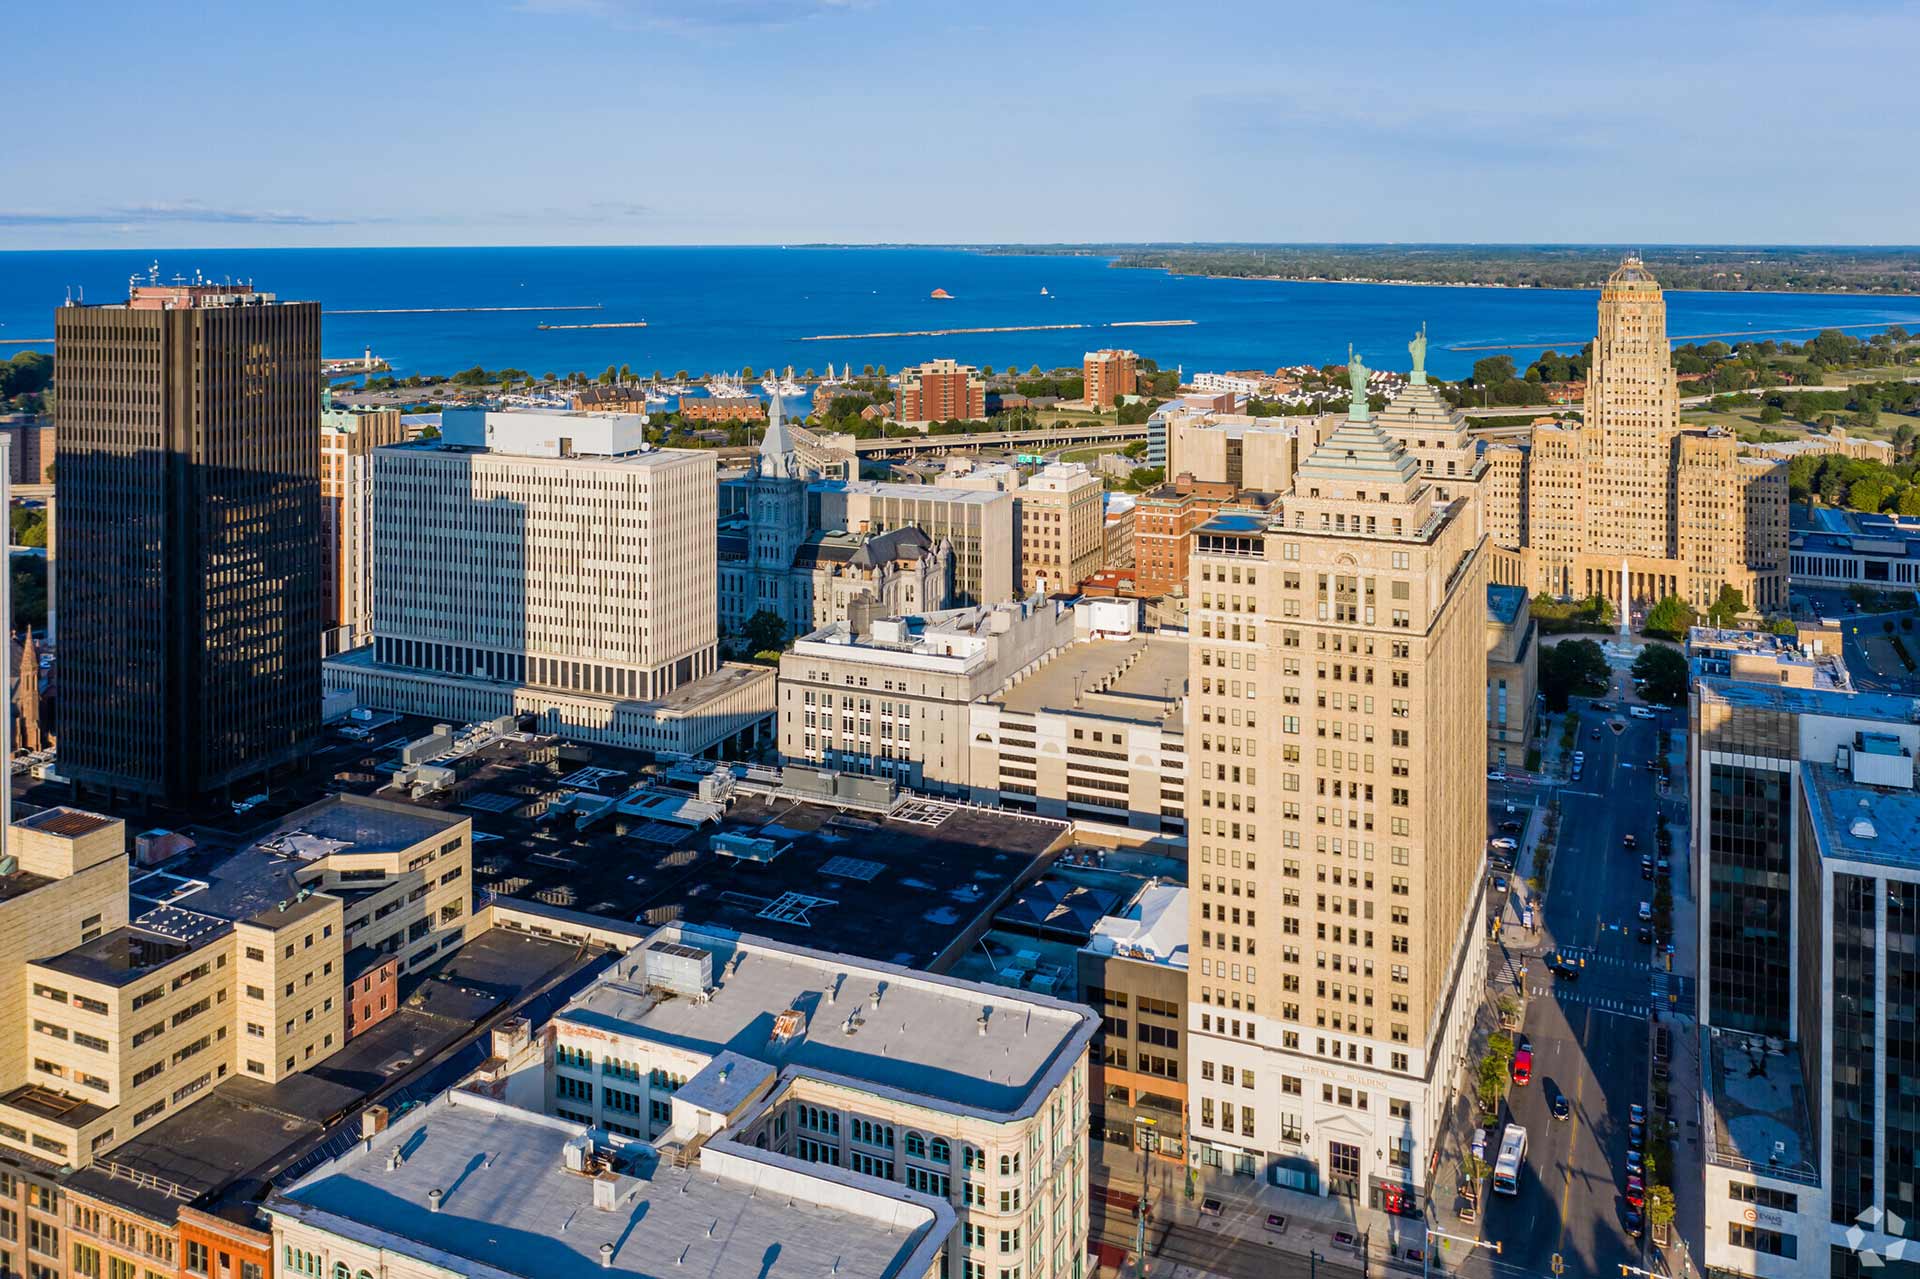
[
  {"xmin": 894, "ymin": 358, "xmax": 986, "ymax": 425},
  {"xmin": 1184, "ymin": 385, "xmax": 1489, "ymax": 1209},
  {"xmin": 324, "ymin": 409, "xmax": 774, "ymax": 758},
  {"xmin": 1083, "ymin": 349, "xmax": 1138, "ymax": 408},
  {"xmin": 1481, "ymin": 259, "xmax": 1789, "ymax": 612},
  {"xmin": 1016, "ymin": 462, "xmax": 1106, "ymax": 594},
  {"xmin": 55, "ymin": 280, "xmax": 323, "ymax": 809},
  {"xmin": 320, "ymin": 396, "xmax": 409, "ymax": 655}
]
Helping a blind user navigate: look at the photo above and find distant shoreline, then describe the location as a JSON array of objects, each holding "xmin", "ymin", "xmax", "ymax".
[{"xmin": 1143, "ymin": 267, "xmax": 1920, "ymax": 301}]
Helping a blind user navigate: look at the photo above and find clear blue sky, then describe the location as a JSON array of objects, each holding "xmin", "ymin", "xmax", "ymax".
[{"xmin": 7, "ymin": 0, "xmax": 1913, "ymax": 249}]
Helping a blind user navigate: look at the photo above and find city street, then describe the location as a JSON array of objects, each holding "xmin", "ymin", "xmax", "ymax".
[{"xmin": 1471, "ymin": 695, "xmax": 1683, "ymax": 1278}]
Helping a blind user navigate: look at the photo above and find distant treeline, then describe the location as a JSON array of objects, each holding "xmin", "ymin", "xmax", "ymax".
[{"xmin": 980, "ymin": 244, "xmax": 1920, "ymax": 294}]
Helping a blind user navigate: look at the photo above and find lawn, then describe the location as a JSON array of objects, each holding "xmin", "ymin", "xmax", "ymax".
[{"xmin": 1680, "ymin": 405, "xmax": 1920, "ymax": 445}]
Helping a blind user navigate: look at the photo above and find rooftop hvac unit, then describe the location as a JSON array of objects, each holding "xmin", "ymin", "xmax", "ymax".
[{"xmin": 644, "ymin": 940, "xmax": 714, "ymax": 996}]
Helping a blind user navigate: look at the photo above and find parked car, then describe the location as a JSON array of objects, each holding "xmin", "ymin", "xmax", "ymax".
[
  {"xmin": 1500, "ymin": 820, "xmax": 1523, "ymax": 833},
  {"xmin": 1630, "ymin": 706, "xmax": 1656, "ymax": 719},
  {"xmin": 1591, "ymin": 727, "xmax": 1603, "ymax": 739},
  {"xmin": 1623, "ymin": 833, "xmax": 1636, "ymax": 849},
  {"xmin": 1625, "ymin": 1206, "xmax": 1645, "ymax": 1238},
  {"xmin": 1625, "ymin": 1174, "xmax": 1645, "ymax": 1208},
  {"xmin": 1629, "ymin": 1103, "xmax": 1647, "ymax": 1126},
  {"xmin": 1487, "ymin": 770, "xmax": 1507, "ymax": 782},
  {"xmin": 1494, "ymin": 876, "xmax": 1509, "ymax": 893},
  {"xmin": 1628, "ymin": 1121, "xmax": 1645, "ymax": 1151},
  {"xmin": 1490, "ymin": 837, "xmax": 1518, "ymax": 852},
  {"xmin": 1626, "ymin": 1149, "xmax": 1645, "ymax": 1176}
]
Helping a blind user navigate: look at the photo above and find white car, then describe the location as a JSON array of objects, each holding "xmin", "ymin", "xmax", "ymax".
[
  {"xmin": 1487, "ymin": 770, "xmax": 1507, "ymax": 782},
  {"xmin": 1629, "ymin": 706, "xmax": 1656, "ymax": 720},
  {"xmin": 1490, "ymin": 837, "xmax": 1518, "ymax": 852}
]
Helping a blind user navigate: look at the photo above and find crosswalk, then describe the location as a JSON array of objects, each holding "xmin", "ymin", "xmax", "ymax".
[
  {"xmin": 1651, "ymin": 970, "xmax": 1696, "ymax": 1016},
  {"xmin": 1545, "ymin": 947, "xmax": 1649, "ymax": 973},
  {"xmin": 1527, "ymin": 985, "xmax": 1649, "ymax": 1017}
]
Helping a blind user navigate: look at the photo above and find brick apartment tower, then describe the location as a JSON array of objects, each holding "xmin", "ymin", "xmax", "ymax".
[
  {"xmin": 894, "ymin": 358, "xmax": 986, "ymax": 426},
  {"xmin": 1184, "ymin": 388, "xmax": 1489, "ymax": 1207},
  {"xmin": 55, "ymin": 279, "xmax": 323, "ymax": 809},
  {"xmin": 1084, "ymin": 349, "xmax": 1139, "ymax": 408}
]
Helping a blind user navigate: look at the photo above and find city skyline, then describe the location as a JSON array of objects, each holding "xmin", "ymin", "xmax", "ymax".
[{"xmin": 7, "ymin": 0, "xmax": 1918, "ymax": 249}]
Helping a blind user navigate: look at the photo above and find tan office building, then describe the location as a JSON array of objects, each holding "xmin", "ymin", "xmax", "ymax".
[
  {"xmin": 1183, "ymin": 398, "xmax": 1489, "ymax": 1209},
  {"xmin": 1480, "ymin": 259, "xmax": 1789, "ymax": 612},
  {"xmin": 1017, "ymin": 463, "xmax": 1106, "ymax": 594},
  {"xmin": 1485, "ymin": 585, "xmax": 1537, "ymax": 767},
  {"xmin": 0, "ymin": 796, "xmax": 471, "ymax": 1169},
  {"xmin": 319, "ymin": 397, "xmax": 409, "ymax": 656}
]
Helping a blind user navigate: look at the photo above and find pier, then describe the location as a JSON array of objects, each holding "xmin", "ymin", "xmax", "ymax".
[
  {"xmin": 331, "ymin": 304, "xmax": 603, "ymax": 315},
  {"xmin": 536, "ymin": 320, "xmax": 649, "ymax": 331}
]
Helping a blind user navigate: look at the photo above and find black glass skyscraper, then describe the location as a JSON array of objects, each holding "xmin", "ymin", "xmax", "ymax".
[{"xmin": 55, "ymin": 279, "xmax": 322, "ymax": 809}]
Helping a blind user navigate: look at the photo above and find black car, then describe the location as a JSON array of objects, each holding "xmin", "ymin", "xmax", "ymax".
[
  {"xmin": 1548, "ymin": 955, "xmax": 1581, "ymax": 980},
  {"xmin": 1500, "ymin": 820, "xmax": 1523, "ymax": 833},
  {"xmin": 1625, "ymin": 1207, "xmax": 1644, "ymax": 1238},
  {"xmin": 1641, "ymin": 857, "xmax": 1655, "ymax": 880},
  {"xmin": 1551, "ymin": 1092, "xmax": 1570, "ymax": 1121},
  {"xmin": 1637, "ymin": 924, "xmax": 1653, "ymax": 944},
  {"xmin": 1591, "ymin": 727, "xmax": 1603, "ymax": 739}
]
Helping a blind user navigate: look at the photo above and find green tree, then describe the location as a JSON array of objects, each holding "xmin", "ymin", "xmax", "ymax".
[
  {"xmin": 618, "ymin": 363, "xmax": 633, "ymax": 383},
  {"xmin": 1540, "ymin": 639, "xmax": 1611, "ymax": 711},
  {"xmin": 1472, "ymin": 355, "xmax": 1517, "ymax": 386},
  {"xmin": 1706, "ymin": 584, "xmax": 1748, "ymax": 628},
  {"xmin": 876, "ymin": 365, "xmax": 888, "ymax": 379},
  {"xmin": 1632, "ymin": 645, "xmax": 1690, "ymax": 707},
  {"xmin": 1121, "ymin": 440, "xmax": 1148, "ymax": 459},
  {"xmin": 741, "ymin": 610, "xmax": 787, "ymax": 658},
  {"xmin": 1896, "ymin": 485, "xmax": 1920, "ymax": 518},
  {"xmin": 1643, "ymin": 594, "xmax": 1694, "ymax": 640},
  {"xmin": 981, "ymin": 366, "xmax": 995, "ymax": 377},
  {"xmin": 1757, "ymin": 404, "xmax": 1783, "ymax": 424},
  {"xmin": 9, "ymin": 508, "xmax": 47, "ymax": 550},
  {"xmin": 542, "ymin": 370, "xmax": 556, "ymax": 383},
  {"xmin": 1645, "ymin": 1184, "xmax": 1676, "ymax": 1233},
  {"xmin": 597, "ymin": 365, "xmax": 617, "ymax": 385},
  {"xmin": 862, "ymin": 364, "xmax": 876, "ymax": 378},
  {"xmin": 1028, "ymin": 364, "xmax": 1042, "ymax": 377}
]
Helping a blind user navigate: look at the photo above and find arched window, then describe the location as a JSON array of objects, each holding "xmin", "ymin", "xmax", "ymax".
[
  {"xmin": 929, "ymin": 1137, "xmax": 951, "ymax": 1165},
  {"xmin": 359, "ymin": 1271, "xmax": 376, "ymax": 1279},
  {"xmin": 905, "ymin": 1131, "xmax": 926, "ymax": 1159},
  {"xmin": 332, "ymin": 1264, "xmax": 351, "ymax": 1279}
]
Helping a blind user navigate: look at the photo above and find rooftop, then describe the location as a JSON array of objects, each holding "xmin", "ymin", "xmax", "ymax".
[
  {"xmin": 1694, "ymin": 677, "xmax": 1919, "ymax": 726},
  {"xmin": 18, "ymin": 807, "xmax": 118, "ymax": 838},
  {"xmin": 1486, "ymin": 584, "xmax": 1528, "ymax": 628},
  {"xmin": 1800, "ymin": 760, "xmax": 1920, "ymax": 871},
  {"xmin": 1085, "ymin": 882, "xmax": 1189, "ymax": 969},
  {"xmin": 0, "ymin": 864, "xmax": 54, "ymax": 905},
  {"xmin": 559, "ymin": 922, "xmax": 1097, "ymax": 1117},
  {"xmin": 32, "ymin": 926, "xmax": 196, "ymax": 987},
  {"xmin": 269, "ymin": 1089, "xmax": 942, "ymax": 1279},
  {"xmin": 991, "ymin": 634, "xmax": 1188, "ymax": 725},
  {"xmin": 248, "ymin": 794, "xmax": 464, "ymax": 861},
  {"xmin": 1703, "ymin": 1032, "xmax": 1817, "ymax": 1184}
]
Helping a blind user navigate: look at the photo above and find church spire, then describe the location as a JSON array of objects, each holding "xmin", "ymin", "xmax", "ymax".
[{"xmin": 758, "ymin": 392, "xmax": 797, "ymax": 479}]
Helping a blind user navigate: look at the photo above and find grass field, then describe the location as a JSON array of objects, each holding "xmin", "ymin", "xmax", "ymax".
[{"xmin": 1681, "ymin": 405, "xmax": 1920, "ymax": 445}]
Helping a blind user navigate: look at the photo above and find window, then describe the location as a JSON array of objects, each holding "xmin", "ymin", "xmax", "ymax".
[{"xmin": 185, "ymin": 1242, "xmax": 210, "ymax": 1276}]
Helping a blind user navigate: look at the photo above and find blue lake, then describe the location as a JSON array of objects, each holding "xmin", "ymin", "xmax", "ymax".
[{"xmin": 3, "ymin": 246, "xmax": 1917, "ymax": 383}]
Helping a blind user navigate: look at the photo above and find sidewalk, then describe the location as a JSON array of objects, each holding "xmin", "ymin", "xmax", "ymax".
[
  {"xmin": 1094, "ymin": 1142, "xmax": 1424, "ymax": 1275},
  {"xmin": 1653, "ymin": 728, "xmax": 1705, "ymax": 1278}
]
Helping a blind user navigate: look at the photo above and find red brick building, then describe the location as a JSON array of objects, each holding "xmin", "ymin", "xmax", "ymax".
[
  {"xmin": 346, "ymin": 950, "xmax": 402, "ymax": 1039},
  {"xmin": 895, "ymin": 359, "xmax": 986, "ymax": 425},
  {"xmin": 1131, "ymin": 475, "xmax": 1277, "ymax": 596},
  {"xmin": 1083, "ymin": 349, "xmax": 1139, "ymax": 408}
]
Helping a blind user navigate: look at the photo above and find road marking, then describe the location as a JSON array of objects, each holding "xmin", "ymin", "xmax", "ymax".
[{"xmin": 1555, "ymin": 1002, "xmax": 1593, "ymax": 1256}]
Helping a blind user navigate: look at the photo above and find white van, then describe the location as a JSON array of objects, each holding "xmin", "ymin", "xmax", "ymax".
[
  {"xmin": 1630, "ymin": 706, "xmax": 1656, "ymax": 720},
  {"xmin": 1638, "ymin": 900, "xmax": 1653, "ymax": 921}
]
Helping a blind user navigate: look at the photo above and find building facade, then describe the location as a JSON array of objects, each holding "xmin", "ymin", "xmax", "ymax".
[
  {"xmin": 1079, "ymin": 883, "xmax": 1189, "ymax": 1164},
  {"xmin": 319, "ymin": 396, "xmax": 409, "ymax": 656},
  {"xmin": 1479, "ymin": 259, "xmax": 1791, "ymax": 613},
  {"xmin": 55, "ymin": 281, "xmax": 323, "ymax": 809},
  {"xmin": 1083, "ymin": 350, "xmax": 1138, "ymax": 409},
  {"xmin": 1131, "ymin": 478, "xmax": 1278, "ymax": 599},
  {"xmin": 895, "ymin": 359, "xmax": 986, "ymax": 425},
  {"xmin": 1484, "ymin": 585, "xmax": 1537, "ymax": 767},
  {"xmin": 1183, "ymin": 392, "xmax": 1490, "ymax": 1210},
  {"xmin": 1017, "ymin": 463, "xmax": 1106, "ymax": 595}
]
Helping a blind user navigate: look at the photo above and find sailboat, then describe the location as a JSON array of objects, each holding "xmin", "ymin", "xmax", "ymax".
[{"xmin": 1040, "ymin": 286, "xmax": 1049, "ymax": 296}]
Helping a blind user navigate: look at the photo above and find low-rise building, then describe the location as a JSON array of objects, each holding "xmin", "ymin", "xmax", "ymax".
[
  {"xmin": 1079, "ymin": 881, "xmax": 1188, "ymax": 1164},
  {"xmin": 968, "ymin": 615, "xmax": 1187, "ymax": 833},
  {"xmin": 1687, "ymin": 625, "xmax": 1851, "ymax": 690},
  {"xmin": 679, "ymin": 394, "xmax": 767, "ymax": 424},
  {"xmin": 777, "ymin": 596, "xmax": 1076, "ymax": 792},
  {"xmin": 478, "ymin": 921, "xmax": 1096, "ymax": 1279},
  {"xmin": 1789, "ymin": 507, "xmax": 1920, "ymax": 593},
  {"xmin": 1485, "ymin": 585, "xmax": 1536, "ymax": 767}
]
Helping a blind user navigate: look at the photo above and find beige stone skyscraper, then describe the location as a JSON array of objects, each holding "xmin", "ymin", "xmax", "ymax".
[
  {"xmin": 1184, "ymin": 372, "xmax": 1489, "ymax": 1208},
  {"xmin": 1483, "ymin": 258, "xmax": 1788, "ymax": 611}
]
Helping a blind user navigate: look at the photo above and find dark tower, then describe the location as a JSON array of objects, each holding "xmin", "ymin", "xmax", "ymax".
[{"xmin": 54, "ymin": 275, "xmax": 322, "ymax": 809}]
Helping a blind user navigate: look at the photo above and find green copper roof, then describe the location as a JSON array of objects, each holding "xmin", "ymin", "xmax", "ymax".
[{"xmin": 1297, "ymin": 415, "xmax": 1421, "ymax": 487}]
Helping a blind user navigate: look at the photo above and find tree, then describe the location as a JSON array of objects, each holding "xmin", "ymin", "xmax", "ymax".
[
  {"xmin": 1121, "ymin": 440, "xmax": 1148, "ymax": 459},
  {"xmin": 862, "ymin": 365, "xmax": 876, "ymax": 378},
  {"xmin": 981, "ymin": 366, "xmax": 995, "ymax": 377},
  {"xmin": 1706, "ymin": 584, "xmax": 1748, "ymax": 628},
  {"xmin": 597, "ymin": 365, "xmax": 617, "ymax": 385},
  {"xmin": 741, "ymin": 610, "xmax": 787, "ymax": 658},
  {"xmin": 1632, "ymin": 645, "xmax": 1690, "ymax": 708},
  {"xmin": 1643, "ymin": 594, "xmax": 1694, "ymax": 640},
  {"xmin": 618, "ymin": 363, "xmax": 633, "ymax": 383},
  {"xmin": 543, "ymin": 371, "xmax": 556, "ymax": 383},
  {"xmin": 1757, "ymin": 404, "xmax": 1783, "ymax": 424},
  {"xmin": 1540, "ymin": 639, "xmax": 1611, "ymax": 711},
  {"xmin": 9, "ymin": 508, "xmax": 47, "ymax": 550},
  {"xmin": 1645, "ymin": 1184, "xmax": 1676, "ymax": 1235},
  {"xmin": 1472, "ymin": 355, "xmax": 1517, "ymax": 386},
  {"xmin": 1028, "ymin": 364, "xmax": 1042, "ymax": 377}
]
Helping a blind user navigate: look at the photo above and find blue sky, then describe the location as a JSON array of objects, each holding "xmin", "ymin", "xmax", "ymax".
[{"xmin": 7, "ymin": 0, "xmax": 1914, "ymax": 248}]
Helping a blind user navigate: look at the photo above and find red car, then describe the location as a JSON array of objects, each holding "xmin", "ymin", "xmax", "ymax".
[
  {"xmin": 1625, "ymin": 1174, "xmax": 1645, "ymax": 1208},
  {"xmin": 1512, "ymin": 1048, "xmax": 1533, "ymax": 1086}
]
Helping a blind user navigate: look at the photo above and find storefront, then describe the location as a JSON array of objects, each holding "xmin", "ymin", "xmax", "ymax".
[{"xmin": 1369, "ymin": 1174, "xmax": 1422, "ymax": 1217}]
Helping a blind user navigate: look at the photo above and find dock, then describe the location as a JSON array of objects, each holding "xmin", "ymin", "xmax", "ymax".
[
  {"xmin": 536, "ymin": 320, "xmax": 648, "ymax": 331},
  {"xmin": 800, "ymin": 319, "xmax": 1195, "ymax": 342},
  {"xmin": 331, "ymin": 304, "xmax": 603, "ymax": 316}
]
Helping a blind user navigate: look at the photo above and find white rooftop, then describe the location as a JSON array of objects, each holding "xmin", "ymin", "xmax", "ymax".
[
  {"xmin": 438, "ymin": 407, "xmax": 654, "ymax": 458},
  {"xmin": 1084, "ymin": 882, "xmax": 1189, "ymax": 968},
  {"xmin": 268, "ymin": 1089, "xmax": 942, "ymax": 1279},
  {"xmin": 557, "ymin": 924, "xmax": 1096, "ymax": 1119}
]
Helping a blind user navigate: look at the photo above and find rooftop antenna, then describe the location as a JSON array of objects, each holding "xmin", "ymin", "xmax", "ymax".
[{"xmin": 149, "ymin": 260, "xmax": 160, "ymax": 286}]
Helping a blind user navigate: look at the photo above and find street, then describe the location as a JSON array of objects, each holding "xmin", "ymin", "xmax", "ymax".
[{"xmin": 1471, "ymin": 695, "xmax": 1682, "ymax": 1279}]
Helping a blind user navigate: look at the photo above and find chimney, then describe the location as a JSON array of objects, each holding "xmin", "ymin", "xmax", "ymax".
[
  {"xmin": 362, "ymin": 1105, "xmax": 390, "ymax": 1140},
  {"xmin": 600, "ymin": 1243, "xmax": 615, "ymax": 1269}
]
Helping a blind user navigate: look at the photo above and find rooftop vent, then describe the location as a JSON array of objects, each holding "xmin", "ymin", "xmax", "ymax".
[
  {"xmin": 428, "ymin": 1188, "xmax": 443, "ymax": 1213},
  {"xmin": 1851, "ymin": 798, "xmax": 1879, "ymax": 841},
  {"xmin": 978, "ymin": 1011, "xmax": 991, "ymax": 1037},
  {"xmin": 600, "ymin": 1243, "xmax": 615, "ymax": 1269},
  {"xmin": 385, "ymin": 1147, "xmax": 405, "ymax": 1172},
  {"xmin": 592, "ymin": 1174, "xmax": 619, "ymax": 1211},
  {"xmin": 772, "ymin": 1008, "xmax": 807, "ymax": 1042}
]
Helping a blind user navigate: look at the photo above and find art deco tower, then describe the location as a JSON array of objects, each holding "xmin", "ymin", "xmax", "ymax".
[
  {"xmin": 55, "ymin": 278, "xmax": 323, "ymax": 809},
  {"xmin": 1185, "ymin": 364, "xmax": 1490, "ymax": 1207},
  {"xmin": 1583, "ymin": 257, "xmax": 1681, "ymax": 561}
]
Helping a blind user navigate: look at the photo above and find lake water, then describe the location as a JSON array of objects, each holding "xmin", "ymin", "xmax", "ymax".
[{"xmin": 3, "ymin": 246, "xmax": 1917, "ymax": 383}]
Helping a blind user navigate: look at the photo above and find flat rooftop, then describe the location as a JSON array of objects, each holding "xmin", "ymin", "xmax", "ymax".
[
  {"xmin": 993, "ymin": 634, "xmax": 1188, "ymax": 725},
  {"xmin": 1085, "ymin": 881, "xmax": 1189, "ymax": 969},
  {"xmin": 248, "ymin": 793, "xmax": 464, "ymax": 860},
  {"xmin": 0, "ymin": 865, "xmax": 54, "ymax": 905},
  {"xmin": 1486, "ymin": 584, "xmax": 1528, "ymax": 627},
  {"xmin": 17, "ymin": 807, "xmax": 118, "ymax": 837},
  {"xmin": 560, "ymin": 923, "xmax": 1096, "ymax": 1117},
  {"xmin": 1694, "ymin": 675, "xmax": 1920, "ymax": 725},
  {"xmin": 649, "ymin": 661, "xmax": 774, "ymax": 716},
  {"xmin": 270, "ymin": 1090, "xmax": 939, "ymax": 1279},
  {"xmin": 1705, "ymin": 1032, "xmax": 1817, "ymax": 1184},
  {"xmin": 33, "ymin": 926, "xmax": 196, "ymax": 987},
  {"xmin": 1801, "ymin": 761, "xmax": 1920, "ymax": 872}
]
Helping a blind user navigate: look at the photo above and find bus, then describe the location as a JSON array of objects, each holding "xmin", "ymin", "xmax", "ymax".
[{"xmin": 1492, "ymin": 1124, "xmax": 1527, "ymax": 1195}]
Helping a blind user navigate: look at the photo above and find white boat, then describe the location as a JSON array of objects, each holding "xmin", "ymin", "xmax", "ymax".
[{"xmin": 1040, "ymin": 286, "xmax": 1049, "ymax": 296}]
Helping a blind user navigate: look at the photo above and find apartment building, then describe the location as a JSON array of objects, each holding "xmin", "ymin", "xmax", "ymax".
[
  {"xmin": 0, "ymin": 796, "xmax": 471, "ymax": 1169},
  {"xmin": 1132, "ymin": 477, "xmax": 1279, "ymax": 598},
  {"xmin": 1183, "ymin": 396, "xmax": 1489, "ymax": 1209},
  {"xmin": 1163, "ymin": 411, "xmax": 1306, "ymax": 496},
  {"xmin": 1484, "ymin": 585, "xmax": 1537, "ymax": 767},
  {"xmin": 476, "ymin": 922, "xmax": 1096, "ymax": 1279},
  {"xmin": 1017, "ymin": 463, "xmax": 1106, "ymax": 594},
  {"xmin": 319, "ymin": 395, "xmax": 409, "ymax": 656},
  {"xmin": 1480, "ymin": 259, "xmax": 1790, "ymax": 611},
  {"xmin": 55, "ymin": 280, "xmax": 322, "ymax": 809},
  {"xmin": 1083, "ymin": 350, "xmax": 1138, "ymax": 408},
  {"xmin": 969, "ymin": 621, "xmax": 1187, "ymax": 834},
  {"xmin": 325, "ymin": 409, "xmax": 776, "ymax": 757},
  {"xmin": 895, "ymin": 358, "xmax": 986, "ymax": 425},
  {"xmin": 777, "ymin": 596, "xmax": 1076, "ymax": 792},
  {"xmin": 1079, "ymin": 883, "xmax": 1189, "ymax": 1164}
]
